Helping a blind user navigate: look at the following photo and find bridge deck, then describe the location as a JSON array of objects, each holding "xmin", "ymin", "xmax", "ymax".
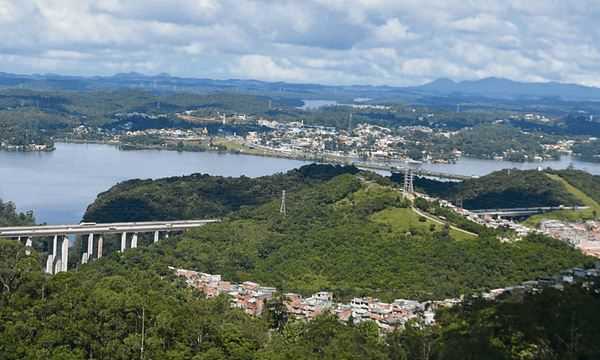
[
  {"xmin": 471, "ymin": 206, "xmax": 589, "ymax": 216},
  {"xmin": 0, "ymin": 219, "xmax": 220, "ymax": 238}
]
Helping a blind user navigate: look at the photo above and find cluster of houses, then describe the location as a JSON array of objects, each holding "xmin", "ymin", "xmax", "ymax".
[
  {"xmin": 245, "ymin": 121, "xmax": 457, "ymax": 164},
  {"xmin": 172, "ymin": 269, "xmax": 277, "ymax": 316},
  {"xmin": 172, "ymin": 261, "xmax": 600, "ymax": 333},
  {"xmin": 0, "ymin": 141, "xmax": 52, "ymax": 152},
  {"xmin": 172, "ymin": 267, "xmax": 440, "ymax": 332},
  {"xmin": 122, "ymin": 128, "xmax": 209, "ymax": 140},
  {"xmin": 480, "ymin": 262, "xmax": 600, "ymax": 301},
  {"xmin": 283, "ymin": 293, "xmax": 439, "ymax": 332},
  {"xmin": 541, "ymin": 220, "xmax": 600, "ymax": 257},
  {"xmin": 418, "ymin": 191, "xmax": 600, "ymax": 258}
]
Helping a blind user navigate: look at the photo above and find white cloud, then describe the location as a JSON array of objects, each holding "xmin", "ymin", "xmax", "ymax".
[
  {"xmin": 373, "ymin": 18, "xmax": 418, "ymax": 43},
  {"xmin": 1, "ymin": 0, "xmax": 600, "ymax": 86}
]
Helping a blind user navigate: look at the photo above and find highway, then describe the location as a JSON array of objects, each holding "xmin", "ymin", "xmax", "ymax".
[
  {"xmin": 471, "ymin": 206, "xmax": 589, "ymax": 217},
  {"xmin": 0, "ymin": 219, "xmax": 220, "ymax": 238}
]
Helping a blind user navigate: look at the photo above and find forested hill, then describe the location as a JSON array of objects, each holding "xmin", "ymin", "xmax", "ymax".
[
  {"xmin": 83, "ymin": 164, "xmax": 360, "ymax": 222},
  {"xmin": 404, "ymin": 169, "xmax": 583, "ymax": 209},
  {"xmin": 2, "ymin": 237, "xmax": 599, "ymax": 359},
  {"xmin": 1, "ymin": 167, "xmax": 599, "ymax": 358},
  {"xmin": 82, "ymin": 165, "xmax": 590, "ymax": 301}
]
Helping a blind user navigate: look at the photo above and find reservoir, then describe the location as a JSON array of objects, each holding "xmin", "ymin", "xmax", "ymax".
[
  {"xmin": 1, "ymin": 142, "xmax": 599, "ymax": 224},
  {"xmin": 0, "ymin": 143, "xmax": 310, "ymax": 224}
]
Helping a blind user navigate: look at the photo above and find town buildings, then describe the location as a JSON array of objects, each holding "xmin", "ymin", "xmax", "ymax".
[{"xmin": 173, "ymin": 261, "xmax": 600, "ymax": 334}]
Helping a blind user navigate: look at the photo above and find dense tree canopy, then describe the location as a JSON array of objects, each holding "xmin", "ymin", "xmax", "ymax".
[
  {"xmin": 2, "ymin": 167, "xmax": 600, "ymax": 358},
  {"xmin": 406, "ymin": 169, "xmax": 582, "ymax": 209},
  {"xmin": 84, "ymin": 165, "xmax": 591, "ymax": 301}
]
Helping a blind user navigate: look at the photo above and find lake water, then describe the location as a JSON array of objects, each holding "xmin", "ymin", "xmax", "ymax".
[
  {"xmin": 1, "ymin": 143, "xmax": 599, "ymax": 224},
  {"xmin": 0, "ymin": 143, "xmax": 310, "ymax": 224},
  {"xmin": 418, "ymin": 156, "xmax": 600, "ymax": 177},
  {"xmin": 297, "ymin": 100, "xmax": 338, "ymax": 110}
]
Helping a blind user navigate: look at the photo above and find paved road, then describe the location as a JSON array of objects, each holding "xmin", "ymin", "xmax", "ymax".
[{"xmin": 412, "ymin": 207, "xmax": 479, "ymax": 238}]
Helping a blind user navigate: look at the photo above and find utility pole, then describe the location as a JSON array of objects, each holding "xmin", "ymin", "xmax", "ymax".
[
  {"xmin": 140, "ymin": 306, "xmax": 145, "ymax": 360},
  {"xmin": 280, "ymin": 190, "xmax": 287, "ymax": 216}
]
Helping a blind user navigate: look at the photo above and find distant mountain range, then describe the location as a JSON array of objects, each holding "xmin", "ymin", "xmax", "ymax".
[
  {"xmin": 1, "ymin": 71, "xmax": 600, "ymax": 102},
  {"xmin": 412, "ymin": 77, "xmax": 600, "ymax": 101}
]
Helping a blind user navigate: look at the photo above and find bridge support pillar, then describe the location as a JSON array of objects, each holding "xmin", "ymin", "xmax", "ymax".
[
  {"xmin": 25, "ymin": 237, "xmax": 32, "ymax": 256},
  {"xmin": 46, "ymin": 255, "xmax": 54, "ymax": 274},
  {"xmin": 45, "ymin": 235, "xmax": 58, "ymax": 274},
  {"xmin": 87, "ymin": 233, "xmax": 94, "ymax": 260},
  {"xmin": 97, "ymin": 235, "xmax": 103, "ymax": 259},
  {"xmin": 82, "ymin": 233, "xmax": 94, "ymax": 265},
  {"xmin": 131, "ymin": 233, "xmax": 138, "ymax": 249},
  {"xmin": 60, "ymin": 235, "xmax": 69, "ymax": 272},
  {"xmin": 54, "ymin": 259, "xmax": 62, "ymax": 274},
  {"xmin": 154, "ymin": 231, "xmax": 159, "ymax": 243},
  {"xmin": 121, "ymin": 232, "xmax": 127, "ymax": 252}
]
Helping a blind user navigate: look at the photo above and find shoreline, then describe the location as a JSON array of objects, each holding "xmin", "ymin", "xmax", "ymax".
[{"xmin": 53, "ymin": 138, "xmax": 600, "ymax": 175}]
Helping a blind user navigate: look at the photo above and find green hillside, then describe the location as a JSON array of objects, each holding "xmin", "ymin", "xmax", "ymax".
[
  {"xmin": 80, "ymin": 166, "xmax": 591, "ymax": 301},
  {"xmin": 525, "ymin": 171, "xmax": 600, "ymax": 225},
  {"xmin": 406, "ymin": 169, "xmax": 582, "ymax": 209},
  {"xmin": 83, "ymin": 164, "xmax": 360, "ymax": 222},
  {"xmin": 1, "ymin": 168, "xmax": 599, "ymax": 359},
  {"xmin": 2, "ymin": 237, "xmax": 598, "ymax": 360}
]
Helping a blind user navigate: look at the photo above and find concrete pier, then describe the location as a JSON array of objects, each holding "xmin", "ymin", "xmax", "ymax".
[
  {"xmin": 25, "ymin": 237, "xmax": 32, "ymax": 256},
  {"xmin": 97, "ymin": 235, "xmax": 103, "ymax": 259},
  {"xmin": 121, "ymin": 232, "xmax": 127, "ymax": 252},
  {"xmin": 154, "ymin": 230, "xmax": 159, "ymax": 243},
  {"xmin": 61, "ymin": 235, "xmax": 69, "ymax": 272},
  {"xmin": 131, "ymin": 233, "xmax": 138, "ymax": 248},
  {"xmin": 87, "ymin": 233, "xmax": 94, "ymax": 259}
]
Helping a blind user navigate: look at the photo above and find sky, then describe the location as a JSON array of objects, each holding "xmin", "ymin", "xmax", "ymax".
[{"xmin": 2, "ymin": 0, "xmax": 600, "ymax": 86}]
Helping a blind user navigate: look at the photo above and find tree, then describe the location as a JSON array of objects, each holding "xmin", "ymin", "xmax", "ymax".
[
  {"xmin": 0, "ymin": 239, "xmax": 40, "ymax": 301},
  {"xmin": 266, "ymin": 294, "xmax": 289, "ymax": 331}
]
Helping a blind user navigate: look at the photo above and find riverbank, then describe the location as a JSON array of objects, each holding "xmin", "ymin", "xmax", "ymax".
[{"xmin": 57, "ymin": 137, "xmax": 600, "ymax": 177}]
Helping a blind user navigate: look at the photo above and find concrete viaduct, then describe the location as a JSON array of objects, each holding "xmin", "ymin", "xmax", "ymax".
[
  {"xmin": 471, "ymin": 206, "xmax": 589, "ymax": 217},
  {"xmin": 0, "ymin": 219, "xmax": 219, "ymax": 275}
]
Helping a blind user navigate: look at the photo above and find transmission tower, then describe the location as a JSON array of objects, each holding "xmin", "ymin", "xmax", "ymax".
[
  {"xmin": 280, "ymin": 190, "xmax": 287, "ymax": 216},
  {"xmin": 403, "ymin": 168, "xmax": 414, "ymax": 197}
]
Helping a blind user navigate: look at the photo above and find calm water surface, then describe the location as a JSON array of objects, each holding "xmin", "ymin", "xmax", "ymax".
[
  {"xmin": 297, "ymin": 99, "xmax": 338, "ymax": 110},
  {"xmin": 0, "ymin": 143, "xmax": 309, "ymax": 224},
  {"xmin": 419, "ymin": 156, "xmax": 600, "ymax": 177},
  {"xmin": 1, "ymin": 143, "xmax": 600, "ymax": 224}
]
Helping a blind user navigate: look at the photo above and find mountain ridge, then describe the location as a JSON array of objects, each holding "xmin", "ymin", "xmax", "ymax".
[{"xmin": 1, "ymin": 71, "xmax": 600, "ymax": 100}]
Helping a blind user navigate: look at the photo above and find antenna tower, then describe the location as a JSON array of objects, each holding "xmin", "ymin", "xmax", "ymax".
[{"xmin": 280, "ymin": 190, "xmax": 287, "ymax": 216}]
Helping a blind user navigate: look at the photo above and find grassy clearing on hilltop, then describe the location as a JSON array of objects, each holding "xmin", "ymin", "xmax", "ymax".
[
  {"xmin": 371, "ymin": 207, "xmax": 476, "ymax": 241},
  {"xmin": 525, "ymin": 173, "xmax": 600, "ymax": 226}
]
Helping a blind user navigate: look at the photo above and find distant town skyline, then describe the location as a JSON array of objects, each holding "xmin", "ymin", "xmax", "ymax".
[{"xmin": 2, "ymin": 1, "xmax": 600, "ymax": 86}]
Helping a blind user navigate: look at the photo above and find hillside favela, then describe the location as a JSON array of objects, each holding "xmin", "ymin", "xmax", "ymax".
[{"xmin": 3, "ymin": 1, "xmax": 600, "ymax": 359}]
